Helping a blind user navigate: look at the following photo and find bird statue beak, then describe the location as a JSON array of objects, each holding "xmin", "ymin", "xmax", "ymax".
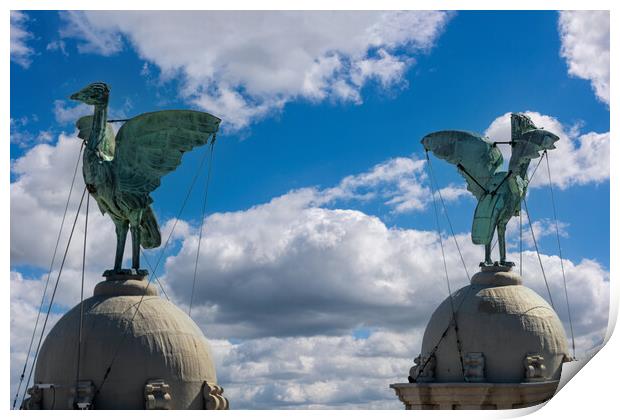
[{"xmin": 69, "ymin": 92, "xmax": 80, "ymax": 101}]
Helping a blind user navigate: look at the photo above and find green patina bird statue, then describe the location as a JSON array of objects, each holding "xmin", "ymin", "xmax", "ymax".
[
  {"xmin": 70, "ymin": 82, "xmax": 221, "ymax": 276},
  {"xmin": 422, "ymin": 113, "xmax": 559, "ymax": 267}
]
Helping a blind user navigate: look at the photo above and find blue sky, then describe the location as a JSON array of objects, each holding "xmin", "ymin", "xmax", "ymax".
[{"xmin": 10, "ymin": 10, "xmax": 610, "ymax": 409}]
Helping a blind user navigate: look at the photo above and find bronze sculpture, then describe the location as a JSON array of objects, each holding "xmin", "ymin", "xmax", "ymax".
[
  {"xmin": 70, "ymin": 82, "xmax": 220, "ymax": 275},
  {"xmin": 422, "ymin": 113, "xmax": 559, "ymax": 267}
]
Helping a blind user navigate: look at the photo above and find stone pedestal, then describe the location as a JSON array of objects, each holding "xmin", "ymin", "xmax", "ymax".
[
  {"xmin": 390, "ymin": 266, "xmax": 570, "ymax": 410},
  {"xmin": 390, "ymin": 381, "xmax": 559, "ymax": 410},
  {"xmin": 23, "ymin": 276, "xmax": 229, "ymax": 410}
]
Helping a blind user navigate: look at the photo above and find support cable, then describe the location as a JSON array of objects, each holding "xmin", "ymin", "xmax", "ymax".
[
  {"xmin": 75, "ymin": 193, "xmax": 89, "ymax": 404},
  {"xmin": 545, "ymin": 153, "xmax": 576, "ymax": 358},
  {"xmin": 519, "ymin": 202, "xmax": 523, "ymax": 277},
  {"xmin": 523, "ymin": 198, "xmax": 555, "ymax": 309},
  {"xmin": 426, "ymin": 153, "xmax": 466, "ymax": 379},
  {"xmin": 427, "ymin": 156, "xmax": 471, "ymax": 282},
  {"xmin": 92, "ymin": 135, "xmax": 216, "ymax": 403},
  {"xmin": 189, "ymin": 143, "xmax": 215, "ymax": 317},
  {"xmin": 489, "ymin": 170, "xmax": 512, "ymax": 196},
  {"xmin": 528, "ymin": 150, "xmax": 547, "ymax": 183},
  {"xmin": 12, "ymin": 142, "xmax": 84, "ymax": 410},
  {"xmin": 20, "ymin": 186, "xmax": 88, "ymax": 408},
  {"xmin": 414, "ymin": 152, "xmax": 476, "ymax": 382},
  {"xmin": 457, "ymin": 163, "xmax": 489, "ymax": 195},
  {"xmin": 140, "ymin": 252, "xmax": 170, "ymax": 301}
]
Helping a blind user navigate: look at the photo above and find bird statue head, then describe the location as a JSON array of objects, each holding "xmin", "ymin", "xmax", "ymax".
[{"xmin": 70, "ymin": 82, "xmax": 110, "ymax": 105}]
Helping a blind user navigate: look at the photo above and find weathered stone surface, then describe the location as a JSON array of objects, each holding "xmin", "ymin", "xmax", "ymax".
[
  {"xmin": 30, "ymin": 279, "xmax": 222, "ymax": 409},
  {"xmin": 93, "ymin": 278, "xmax": 158, "ymax": 296},
  {"xmin": 390, "ymin": 381, "xmax": 559, "ymax": 410},
  {"xmin": 470, "ymin": 269, "xmax": 522, "ymax": 286},
  {"xmin": 392, "ymin": 267, "xmax": 570, "ymax": 410},
  {"xmin": 420, "ymin": 270, "xmax": 568, "ymax": 383}
]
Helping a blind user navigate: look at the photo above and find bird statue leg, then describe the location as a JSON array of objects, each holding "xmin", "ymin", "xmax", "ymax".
[
  {"xmin": 498, "ymin": 222, "xmax": 514, "ymax": 267},
  {"xmin": 482, "ymin": 243, "xmax": 493, "ymax": 266},
  {"xmin": 130, "ymin": 224, "xmax": 141, "ymax": 272},
  {"xmin": 129, "ymin": 209, "xmax": 147, "ymax": 276},
  {"xmin": 105, "ymin": 218, "xmax": 128, "ymax": 276}
]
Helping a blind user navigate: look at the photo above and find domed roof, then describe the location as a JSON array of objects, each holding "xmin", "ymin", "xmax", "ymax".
[
  {"xmin": 420, "ymin": 268, "xmax": 569, "ymax": 383},
  {"xmin": 33, "ymin": 279, "xmax": 218, "ymax": 409}
]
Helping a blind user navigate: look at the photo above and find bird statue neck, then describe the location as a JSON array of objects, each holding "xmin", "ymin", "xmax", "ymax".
[{"xmin": 88, "ymin": 102, "xmax": 109, "ymax": 152}]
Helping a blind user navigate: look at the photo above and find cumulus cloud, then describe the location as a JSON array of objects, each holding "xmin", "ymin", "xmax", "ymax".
[
  {"xmin": 212, "ymin": 332, "xmax": 418, "ymax": 409},
  {"xmin": 9, "ymin": 133, "xmax": 131, "ymax": 277},
  {"xmin": 10, "ymin": 117, "xmax": 55, "ymax": 148},
  {"xmin": 46, "ymin": 39, "xmax": 68, "ymax": 56},
  {"xmin": 163, "ymin": 192, "xmax": 465, "ymax": 339},
  {"xmin": 484, "ymin": 111, "xmax": 609, "ymax": 189},
  {"xmin": 53, "ymin": 100, "xmax": 92, "ymax": 125},
  {"xmin": 528, "ymin": 218, "xmax": 569, "ymax": 246},
  {"xmin": 505, "ymin": 213, "xmax": 569, "ymax": 250},
  {"xmin": 10, "ymin": 11, "xmax": 35, "ymax": 68},
  {"xmin": 53, "ymin": 98, "xmax": 132, "ymax": 127},
  {"xmin": 158, "ymin": 183, "xmax": 608, "ymax": 345},
  {"xmin": 58, "ymin": 11, "xmax": 123, "ymax": 56},
  {"xmin": 57, "ymin": 11, "xmax": 452, "ymax": 129},
  {"xmin": 558, "ymin": 11, "xmax": 610, "ymax": 104},
  {"xmin": 10, "ymin": 271, "xmax": 63, "ymax": 406},
  {"xmin": 320, "ymin": 156, "xmax": 468, "ymax": 214}
]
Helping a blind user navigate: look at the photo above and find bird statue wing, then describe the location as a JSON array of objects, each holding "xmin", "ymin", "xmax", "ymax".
[
  {"xmin": 75, "ymin": 115, "xmax": 116, "ymax": 161},
  {"xmin": 113, "ymin": 110, "xmax": 221, "ymax": 197},
  {"xmin": 421, "ymin": 130, "xmax": 503, "ymax": 200},
  {"xmin": 508, "ymin": 128, "xmax": 559, "ymax": 173}
]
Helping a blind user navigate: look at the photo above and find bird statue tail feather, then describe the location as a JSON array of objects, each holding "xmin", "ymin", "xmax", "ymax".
[
  {"xmin": 140, "ymin": 207, "xmax": 161, "ymax": 249},
  {"xmin": 472, "ymin": 193, "xmax": 503, "ymax": 245}
]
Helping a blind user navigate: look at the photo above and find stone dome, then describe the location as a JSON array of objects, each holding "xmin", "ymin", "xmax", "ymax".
[
  {"xmin": 31, "ymin": 278, "xmax": 220, "ymax": 409},
  {"xmin": 419, "ymin": 268, "xmax": 569, "ymax": 383}
]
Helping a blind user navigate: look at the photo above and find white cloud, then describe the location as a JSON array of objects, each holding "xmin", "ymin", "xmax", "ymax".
[
  {"xmin": 321, "ymin": 156, "xmax": 467, "ymax": 214},
  {"xmin": 10, "ymin": 11, "xmax": 34, "ymax": 68},
  {"xmin": 351, "ymin": 48, "xmax": 410, "ymax": 89},
  {"xmin": 10, "ymin": 134, "xmax": 120, "ymax": 271},
  {"xmin": 53, "ymin": 99, "xmax": 133, "ymax": 127},
  {"xmin": 57, "ymin": 11, "xmax": 452, "ymax": 129},
  {"xmin": 484, "ymin": 111, "xmax": 609, "ymax": 189},
  {"xmin": 36, "ymin": 131, "xmax": 53, "ymax": 143},
  {"xmin": 53, "ymin": 100, "xmax": 92, "ymax": 125},
  {"xmin": 58, "ymin": 10, "xmax": 123, "ymax": 56},
  {"xmin": 558, "ymin": 11, "xmax": 610, "ymax": 104},
  {"xmin": 212, "ymin": 331, "xmax": 418, "ymax": 409},
  {"xmin": 46, "ymin": 39, "xmax": 68, "ymax": 56},
  {"xmin": 10, "ymin": 117, "xmax": 54, "ymax": 148},
  {"xmin": 505, "ymin": 211, "xmax": 569, "ymax": 250},
  {"xmin": 162, "ymin": 192, "xmax": 465, "ymax": 339},
  {"xmin": 156, "ymin": 184, "xmax": 607, "ymax": 344},
  {"xmin": 529, "ymin": 218, "xmax": 569, "ymax": 246},
  {"xmin": 10, "ymin": 271, "xmax": 61, "ymax": 407}
]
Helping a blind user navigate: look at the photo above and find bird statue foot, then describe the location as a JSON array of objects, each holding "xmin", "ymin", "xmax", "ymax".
[
  {"xmin": 479, "ymin": 261, "xmax": 494, "ymax": 268},
  {"xmin": 131, "ymin": 268, "xmax": 149, "ymax": 277},
  {"xmin": 103, "ymin": 268, "xmax": 133, "ymax": 277},
  {"xmin": 103, "ymin": 268, "xmax": 149, "ymax": 281},
  {"xmin": 499, "ymin": 260, "xmax": 516, "ymax": 267}
]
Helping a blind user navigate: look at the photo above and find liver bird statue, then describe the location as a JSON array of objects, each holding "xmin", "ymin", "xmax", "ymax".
[
  {"xmin": 422, "ymin": 113, "xmax": 559, "ymax": 267},
  {"xmin": 70, "ymin": 82, "xmax": 221, "ymax": 276}
]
